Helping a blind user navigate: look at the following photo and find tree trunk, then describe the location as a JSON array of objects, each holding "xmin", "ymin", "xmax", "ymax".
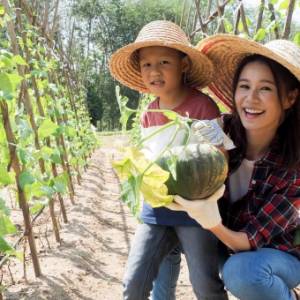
[{"xmin": 283, "ymin": 0, "xmax": 296, "ymax": 39}]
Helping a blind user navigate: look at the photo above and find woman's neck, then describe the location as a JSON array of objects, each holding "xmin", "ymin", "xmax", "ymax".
[
  {"xmin": 246, "ymin": 129, "xmax": 276, "ymax": 160},
  {"xmin": 158, "ymin": 86, "xmax": 190, "ymax": 110}
]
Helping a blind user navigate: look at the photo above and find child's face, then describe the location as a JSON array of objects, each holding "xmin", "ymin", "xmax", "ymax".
[
  {"xmin": 138, "ymin": 46, "xmax": 187, "ymax": 97},
  {"xmin": 234, "ymin": 60, "xmax": 292, "ymax": 137}
]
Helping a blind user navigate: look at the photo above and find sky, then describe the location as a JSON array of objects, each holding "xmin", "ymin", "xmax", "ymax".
[
  {"xmin": 243, "ymin": 0, "xmax": 300, "ymax": 24},
  {"xmin": 243, "ymin": 0, "xmax": 263, "ymax": 6}
]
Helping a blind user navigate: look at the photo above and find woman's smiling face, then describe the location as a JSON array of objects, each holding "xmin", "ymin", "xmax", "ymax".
[{"xmin": 234, "ymin": 60, "xmax": 289, "ymax": 136}]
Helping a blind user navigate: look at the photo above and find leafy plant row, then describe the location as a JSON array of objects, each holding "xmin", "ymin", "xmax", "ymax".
[{"xmin": 0, "ymin": 0, "xmax": 97, "ymax": 281}]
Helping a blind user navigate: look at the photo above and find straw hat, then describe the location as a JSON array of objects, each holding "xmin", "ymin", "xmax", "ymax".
[
  {"xmin": 109, "ymin": 20, "xmax": 214, "ymax": 93},
  {"xmin": 197, "ymin": 34, "xmax": 300, "ymax": 110}
]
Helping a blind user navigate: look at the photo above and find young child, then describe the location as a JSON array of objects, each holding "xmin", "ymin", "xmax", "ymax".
[
  {"xmin": 109, "ymin": 20, "xmax": 228, "ymax": 300},
  {"xmin": 167, "ymin": 36, "xmax": 300, "ymax": 300}
]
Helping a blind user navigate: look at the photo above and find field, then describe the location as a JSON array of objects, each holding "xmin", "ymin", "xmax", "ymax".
[{"xmin": 3, "ymin": 135, "xmax": 238, "ymax": 300}]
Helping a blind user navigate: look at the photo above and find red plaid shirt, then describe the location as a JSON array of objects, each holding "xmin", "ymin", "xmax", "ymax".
[{"xmin": 221, "ymin": 116, "xmax": 300, "ymax": 259}]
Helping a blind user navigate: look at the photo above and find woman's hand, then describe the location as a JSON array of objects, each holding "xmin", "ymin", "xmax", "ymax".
[
  {"xmin": 191, "ymin": 119, "xmax": 235, "ymax": 150},
  {"xmin": 167, "ymin": 185, "xmax": 225, "ymax": 229},
  {"xmin": 191, "ymin": 119, "xmax": 224, "ymax": 146}
]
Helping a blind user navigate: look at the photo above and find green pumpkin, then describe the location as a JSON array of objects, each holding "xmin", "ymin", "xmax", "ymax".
[{"xmin": 157, "ymin": 143, "xmax": 228, "ymax": 200}]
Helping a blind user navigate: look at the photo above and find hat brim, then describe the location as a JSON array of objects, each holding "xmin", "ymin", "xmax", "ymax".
[
  {"xmin": 109, "ymin": 41, "xmax": 214, "ymax": 93},
  {"xmin": 197, "ymin": 34, "xmax": 300, "ymax": 110}
]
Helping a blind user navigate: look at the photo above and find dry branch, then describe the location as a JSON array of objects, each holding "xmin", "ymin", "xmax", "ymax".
[
  {"xmin": 42, "ymin": 1, "xmax": 49, "ymax": 35},
  {"xmin": 283, "ymin": 0, "xmax": 296, "ymax": 39},
  {"xmin": 193, "ymin": 0, "xmax": 206, "ymax": 36},
  {"xmin": 239, "ymin": 0, "xmax": 249, "ymax": 36},
  {"xmin": 268, "ymin": 1, "xmax": 280, "ymax": 38},
  {"xmin": 216, "ymin": 0, "xmax": 225, "ymax": 33},
  {"xmin": 234, "ymin": 3, "xmax": 241, "ymax": 35},
  {"xmin": 50, "ymin": 0, "xmax": 60, "ymax": 40},
  {"xmin": 191, "ymin": 0, "xmax": 231, "ymax": 36},
  {"xmin": 255, "ymin": 0, "xmax": 265, "ymax": 33}
]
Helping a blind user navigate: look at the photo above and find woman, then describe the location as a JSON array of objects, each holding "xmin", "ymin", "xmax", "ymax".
[{"xmin": 155, "ymin": 36, "xmax": 300, "ymax": 300}]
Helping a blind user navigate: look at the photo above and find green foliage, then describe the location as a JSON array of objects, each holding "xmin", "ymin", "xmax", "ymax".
[
  {"xmin": 86, "ymin": 79, "xmax": 103, "ymax": 126},
  {"xmin": 0, "ymin": 2, "xmax": 98, "ymax": 268},
  {"xmin": 0, "ymin": 164, "xmax": 15, "ymax": 186},
  {"xmin": 254, "ymin": 28, "xmax": 266, "ymax": 41},
  {"xmin": 115, "ymin": 86, "xmax": 136, "ymax": 131},
  {"xmin": 128, "ymin": 94, "xmax": 154, "ymax": 145},
  {"xmin": 294, "ymin": 32, "xmax": 300, "ymax": 46},
  {"xmin": 0, "ymin": 198, "xmax": 18, "ymax": 258},
  {"xmin": 38, "ymin": 119, "xmax": 59, "ymax": 139}
]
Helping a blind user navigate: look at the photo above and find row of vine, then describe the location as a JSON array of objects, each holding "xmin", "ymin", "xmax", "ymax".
[{"xmin": 0, "ymin": 0, "xmax": 97, "ymax": 291}]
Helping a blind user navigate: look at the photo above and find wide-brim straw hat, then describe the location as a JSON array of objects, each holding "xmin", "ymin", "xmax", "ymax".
[
  {"xmin": 109, "ymin": 20, "xmax": 214, "ymax": 93},
  {"xmin": 197, "ymin": 34, "xmax": 300, "ymax": 110}
]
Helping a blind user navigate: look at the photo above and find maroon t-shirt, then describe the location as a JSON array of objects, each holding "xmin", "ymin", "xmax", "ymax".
[
  {"xmin": 142, "ymin": 88, "xmax": 220, "ymax": 128},
  {"xmin": 141, "ymin": 88, "xmax": 220, "ymax": 226}
]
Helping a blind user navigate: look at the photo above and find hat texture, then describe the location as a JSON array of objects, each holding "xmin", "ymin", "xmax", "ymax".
[
  {"xmin": 109, "ymin": 20, "xmax": 214, "ymax": 92},
  {"xmin": 197, "ymin": 34, "xmax": 300, "ymax": 109}
]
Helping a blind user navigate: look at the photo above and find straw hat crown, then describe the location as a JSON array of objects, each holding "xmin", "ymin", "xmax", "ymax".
[
  {"xmin": 197, "ymin": 35, "xmax": 300, "ymax": 109},
  {"xmin": 134, "ymin": 20, "xmax": 190, "ymax": 45},
  {"xmin": 265, "ymin": 39, "xmax": 300, "ymax": 73},
  {"xmin": 109, "ymin": 20, "xmax": 214, "ymax": 93}
]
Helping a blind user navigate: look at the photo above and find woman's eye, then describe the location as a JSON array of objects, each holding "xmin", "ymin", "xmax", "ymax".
[
  {"xmin": 261, "ymin": 86, "xmax": 272, "ymax": 91},
  {"xmin": 239, "ymin": 84, "xmax": 249, "ymax": 89}
]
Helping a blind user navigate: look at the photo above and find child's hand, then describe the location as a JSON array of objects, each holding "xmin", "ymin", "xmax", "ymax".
[{"xmin": 166, "ymin": 185, "xmax": 225, "ymax": 229}]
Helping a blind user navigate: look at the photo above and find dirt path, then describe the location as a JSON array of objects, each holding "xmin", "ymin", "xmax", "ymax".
[{"xmin": 4, "ymin": 135, "xmax": 232, "ymax": 300}]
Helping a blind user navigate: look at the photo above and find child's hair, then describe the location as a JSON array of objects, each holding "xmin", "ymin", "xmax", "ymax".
[{"xmin": 228, "ymin": 54, "xmax": 300, "ymax": 169}]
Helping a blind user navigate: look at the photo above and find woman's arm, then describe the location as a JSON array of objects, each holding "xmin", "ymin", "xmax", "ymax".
[
  {"xmin": 210, "ymin": 223, "xmax": 251, "ymax": 252},
  {"xmin": 167, "ymin": 185, "xmax": 251, "ymax": 252}
]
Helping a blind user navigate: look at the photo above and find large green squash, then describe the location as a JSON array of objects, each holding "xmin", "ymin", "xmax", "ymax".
[{"xmin": 157, "ymin": 143, "xmax": 228, "ymax": 200}]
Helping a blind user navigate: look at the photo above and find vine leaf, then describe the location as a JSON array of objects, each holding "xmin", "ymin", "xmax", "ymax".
[
  {"xmin": 164, "ymin": 153, "xmax": 178, "ymax": 180},
  {"xmin": 19, "ymin": 170, "xmax": 35, "ymax": 190},
  {"xmin": 38, "ymin": 118, "xmax": 59, "ymax": 139},
  {"xmin": 0, "ymin": 164, "xmax": 15, "ymax": 186},
  {"xmin": 0, "ymin": 212, "xmax": 17, "ymax": 235},
  {"xmin": 121, "ymin": 174, "xmax": 142, "ymax": 217}
]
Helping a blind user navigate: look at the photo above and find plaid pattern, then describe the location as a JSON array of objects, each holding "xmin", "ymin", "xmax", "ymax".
[{"xmin": 221, "ymin": 117, "xmax": 300, "ymax": 259}]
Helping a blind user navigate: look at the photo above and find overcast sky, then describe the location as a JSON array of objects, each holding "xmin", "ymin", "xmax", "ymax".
[{"xmin": 243, "ymin": 0, "xmax": 300, "ymax": 23}]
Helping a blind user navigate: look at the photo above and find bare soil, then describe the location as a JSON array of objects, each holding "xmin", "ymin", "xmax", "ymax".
[{"xmin": 3, "ymin": 135, "xmax": 235, "ymax": 300}]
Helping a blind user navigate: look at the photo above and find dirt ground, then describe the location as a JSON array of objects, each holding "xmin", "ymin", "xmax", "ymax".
[{"xmin": 3, "ymin": 135, "xmax": 235, "ymax": 300}]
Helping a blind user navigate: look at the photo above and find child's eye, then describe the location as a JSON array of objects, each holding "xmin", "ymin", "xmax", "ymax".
[
  {"xmin": 141, "ymin": 62, "xmax": 150, "ymax": 68},
  {"xmin": 160, "ymin": 60, "xmax": 169, "ymax": 65}
]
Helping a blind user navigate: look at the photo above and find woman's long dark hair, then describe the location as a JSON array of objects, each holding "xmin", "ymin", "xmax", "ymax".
[{"xmin": 225, "ymin": 54, "xmax": 300, "ymax": 169}]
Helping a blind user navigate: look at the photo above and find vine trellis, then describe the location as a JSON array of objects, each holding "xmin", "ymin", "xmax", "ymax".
[{"xmin": 0, "ymin": 0, "xmax": 97, "ymax": 293}]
